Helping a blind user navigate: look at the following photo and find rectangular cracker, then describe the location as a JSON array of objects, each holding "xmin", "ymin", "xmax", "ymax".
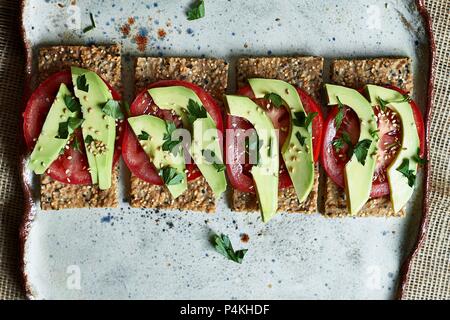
[
  {"xmin": 130, "ymin": 57, "xmax": 229, "ymax": 212},
  {"xmin": 324, "ymin": 57, "xmax": 412, "ymax": 217},
  {"xmin": 37, "ymin": 45, "xmax": 121, "ymax": 210},
  {"xmin": 233, "ymin": 56, "xmax": 324, "ymax": 213}
]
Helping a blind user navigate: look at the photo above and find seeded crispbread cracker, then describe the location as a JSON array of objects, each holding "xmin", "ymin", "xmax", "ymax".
[
  {"xmin": 37, "ymin": 45, "xmax": 121, "ymax": 210},
  {"xmin": 233, "ymin": 56, "xmax": 324, "ymax": 213},
  {"xmin": 324, "ymin": 57, "xmax": 412, "ymax": 217},
  {"xmin": 130, "ymin": 57, "xmax": 228, "ymax": 212}
]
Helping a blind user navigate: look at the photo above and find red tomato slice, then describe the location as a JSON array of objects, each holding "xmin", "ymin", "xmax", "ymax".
[
  {"xmin": 122, "ymin": 80, "xmax": 224, "ymax": 185},
  {"xmin": 321, "ymin": 85, "xmax": 425, "ymax": 198},
  {"xmin": 226, "ymin": 85, "xmax": 324, "ymax": 193},
  {"xmin": 23, "ymin": 70, "xmax": 124, "ymax": 185}
]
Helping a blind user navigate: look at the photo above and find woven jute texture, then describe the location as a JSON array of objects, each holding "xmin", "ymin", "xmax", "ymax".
[
  {"xmin": 0, "ymin": 0, "xmax": 448, "ymax": 299},
  {"xmin": 400, "ymin": 0, "xmax": 450, "ymax": 300}
]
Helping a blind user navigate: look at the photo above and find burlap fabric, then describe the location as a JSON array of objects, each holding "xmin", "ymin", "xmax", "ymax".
[{"xmin": 0, "ymin": 0, "xmax": 448, "ymax": 299}]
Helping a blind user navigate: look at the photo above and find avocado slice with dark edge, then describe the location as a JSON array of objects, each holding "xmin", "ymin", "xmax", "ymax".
[
  {"xmin": 366, "ymin": 84, "xmax": 420, "ymax": 213},
  {"xmin": 325, "ymin": 84, "xmax": 378, "ymax": 215},
  {"xmin": 29, "ymin": 83, "xmax": 80, "ymax": 174},
  {"xmin": 248, "ymin": 78, "xmax": 315, "ymax": 203},
  {"xmin": 148, "ymin": 86, "xmax": 227, "ymax": 197},
  {"xmin": 226, "ymin": 95, "xmax": 279, "ymax": 222},
  {"xmin": 71, "ymin": 67, "xmax": 116, "ymax": 190},
  {"xmin": 128, "ymin": 115, "xmax": 187, "ymax": 198}
]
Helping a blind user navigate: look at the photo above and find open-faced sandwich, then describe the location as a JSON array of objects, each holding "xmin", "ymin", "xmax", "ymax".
[
  {"xmin": 322, "ymin": 58, "xmax": 425, "ymax": 217},
  {"xmin": 23, "ymin": 45, "xmax": 123, "ymax": 209},
  {"xmin": 122, "ymin": 57, "xmax": 228, "ymax": 212},
  {"xmin": 224, "ymin": 57, "xmax": 324, "ymax": 222}
]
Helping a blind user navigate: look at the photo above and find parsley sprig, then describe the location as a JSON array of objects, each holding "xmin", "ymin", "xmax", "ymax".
[
  {"xmin": 211, "ymin": 233, "xmax": 247, "ymax": 264},
  {"xmin": 293, "ymin": 111, "xmax": 317, "ymax": 128},
  {"xmin": 264, "ymin": 92, "xmax": 283, "ymax": 108},
  {"xmin": 159, "ymin": 166, "xmax": 184, "ymax": 186},
  {"xmin": 378, "ymin": 94, "xmax": 411, "ymax": 111},
  {"xmin": 353, "ymin": 139, "xmax": 372, "ymax": 165},
  {"xmin": 187, "ymin": 0, "xmax": 205, "ymax": 20},
  {"xmin": 162, "ymin": 122, "xmax": 183, "ymax": 156},
  {"xmin": 332, "ymin": 131, "xmax": 352, "ymax": 155},
  {"xmin": 84, "ymin": 135, "xmax": 94, "ymax": 145},
  {"xmin": 187, "ymin": 99, "xmax": 207, "ymax": 123},
  {"xmin": 76, "ymin": 74, "xmax": 89, "ymax": 92},
  {"xmin": 137, "ymin": 131, "xmax": 150, "ymax": 140},
  {"xmin": 369, "ymin": 128, "xmax": 380, "ymax": 140},
  {"xmin": 396, "ymin": 158, "xmax": 416, "ymax": 187},
  {"xmin": 55, "ymin": 117, "xmax": 84, "ymax": 139},
  {"xmin": 412, "ymin": 147, "xmax": 427, "ymax": 165},
  {"xmin": 333, "ymin": 133, "xmax": 371, "ymax": 165},
  {"xmin": 64, "ymin": 95, "xmax": 81, "ymax": 113},
  {"xmin": 334, "ymin": 96, "xmax": 345, "ymax": 130},
  {"xmin": 295, "ymin": 131, "xmax": 306, "ymax": 146},
  {"xmin": 102, "ymin": 99, "xmax": 124, "ymax": 120},
  {"xmin": 83, "ymin": 12, "xmax": 96, "ymax": 33}
]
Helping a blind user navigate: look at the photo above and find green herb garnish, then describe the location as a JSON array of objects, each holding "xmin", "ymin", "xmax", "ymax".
[
  {"xmin": 55, "ymin": 117, "xmax": 84, "ymax": 139},
  {"xmin": 159, "ymin": 166, "xmax": 184, "ymax": 186},
  {"xmin": 137, "ymin": 131, "xmax": 150, "ymax": 140},
  {"xmin": 293, "ymin": 111, "xmax": 317, "ymax": 128},
  {"xmin": 412, "ymin": 147, "xmax": 427, "ymax": 165},
  {"xmin": 369, "ymin": 128, "xmax": 380, "ymax": 140},
  {"xmin": 102, "ymin": 99, "xmax": 124, "ymax": 120},
  {"xmin": 353, "ymin": 139, "xmax": 372, "ymax": 165},
  {"xmin": 187, "ymin": 0, "xmax": 205, "ymax": 20},
  {"xmin": 72, "ymin": 136, "xmax": 82, "ymax": 153},
  {"xmin": 396, "ymin": 158, "xmax": 416, "ymax": 187},
  {"xmin": 295, "ymin": 131, "xmax": 306, "ymax": 146},
  {"xmin": 335, "ymin": 96, "xmax": 345, "ymax": 130},
  {"xmin": 378, "ymin": 95, "xmax": 411, "ymax": 111},
  {"xmin": 187, "ymin": 99, "xmax": 207, "ymax": 123},
  {"xmin": 76, "ymin": 74, "xmax": 89, "ymax": 92},
  {"xmin": 211, "ymin": 233, "xmax": 247, "ymax": 264},
  {"xmin": 264, "ymin": 92, "xmax": 283, "ymax": 108},
  {"xmin": 377, "ymin": 97, "xmax": 389, "ymax": 111},
  {"xmin": 82, "ymin": 12, "xmax": 96, "ymax": 33},
  {"xmin": 64, "ymin": 95, "xmax": 81, "ymax": 113},
  {"xmin": 332, "ymin": 131, "xmax": 352, "ymax": 154},
  {"xmin": 84, "ymin": 135, "xmax": 94, "ymax": 145},
  {"xmin": 162, "ymin": 121, "xmax": 182, "ymax": 156},
  {"xmin": 202, "ymin": 149, "xmax": 226, "ymax": 172},
  {"xmin": 56, "ymin": 122, "xmax": 69, "ymax": 139}
]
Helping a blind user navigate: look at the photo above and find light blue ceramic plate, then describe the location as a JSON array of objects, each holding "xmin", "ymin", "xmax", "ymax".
[{"xmin": 21, "ymin": 0, "xmax": 431, "ymax": 299}]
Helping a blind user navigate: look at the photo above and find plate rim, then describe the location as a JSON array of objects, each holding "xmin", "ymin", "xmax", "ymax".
[{"xmin": 17, "ymin": 0, "xmax": 436, "ymax": 300}]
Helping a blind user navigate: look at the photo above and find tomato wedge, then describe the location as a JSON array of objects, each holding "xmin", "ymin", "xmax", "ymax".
[
  {"xmin": 226, "ymin": 85, "xmax": 324, "ymax": 193},
  {"xmin": 23, "ymin": 70, "xmax": 124, "ymax": 185},
  {"xmin": 321, "ymin": 85, "xmax": 425, "ymax": 198},
  {"xmin": 122, "ymin": 80, "xmax": 224, "ymax": 185}
]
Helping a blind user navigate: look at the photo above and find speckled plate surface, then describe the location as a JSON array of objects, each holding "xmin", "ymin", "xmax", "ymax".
[{"xmin": 21, "ymin": 0, "xmax": 432, "ymax": 299}]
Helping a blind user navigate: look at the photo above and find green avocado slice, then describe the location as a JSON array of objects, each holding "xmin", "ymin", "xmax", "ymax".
[
  {"xmin": 128, "ymin": 115, "xmax": 187, "ymax": 198},
  {"xmin": 248, "ymin": 78, "xmax": 314, "ymax": 203},
  {"xmin": 148, "ymin": 86, "xmax": 227, "ymax": 197},
  {"xmin": 71, "ymin": 67, "xmax": 116, "ymax": 190},
  {"xmin": 225, "ymin": 95, "xmax": 279, "ymax": 222},
  {"xmin": 366, "ymin": 85, "xmax": 420, "ymax": 213},
  {"xmin": 191, "ymin": 118, "xmax": 227, "ymax": 197},
  {"xmin": 29, "ymin": 83, "xmax": 80, "ymax": 174},
  {"xmin": 325, "ymin": 84, "xmax": 378, "ymax": 215}
]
